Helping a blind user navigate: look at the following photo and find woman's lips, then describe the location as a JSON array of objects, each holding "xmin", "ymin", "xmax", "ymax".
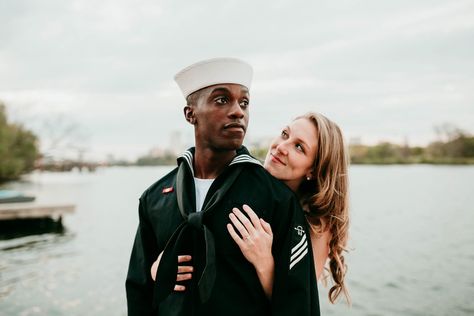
[{"xmin": 270, "ymin": 153, "xmax": 286, "ymax": 165}]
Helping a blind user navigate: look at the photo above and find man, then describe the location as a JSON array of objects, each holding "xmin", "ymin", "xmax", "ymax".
[{"xmin": 126, "ymin": 58, "xmax": 320, "ymax": 315}]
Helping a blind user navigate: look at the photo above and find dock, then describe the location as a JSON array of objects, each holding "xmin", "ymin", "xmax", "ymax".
[{"xmin": 0, "ymin": 203, "xmax": 75, "ymax": 221}]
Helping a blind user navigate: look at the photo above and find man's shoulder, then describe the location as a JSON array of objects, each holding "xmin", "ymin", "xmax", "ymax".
[
  {"xmin": 238, "ymin": 165, "xmax": 305, "ymax": 237},
  {"xmin": 242, "ymin": 164, "xmax": 294, "ymax": 196},
  {"xmin": 140, "ymin": 166, "xmax": 179, "ymax": 201},
  {"xmin": 237, "ymin": 165, "xmax": 300, "ymax": 214}
]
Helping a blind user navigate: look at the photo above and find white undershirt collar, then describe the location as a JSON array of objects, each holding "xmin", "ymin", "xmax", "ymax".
[{"xmin": 193, "ymin": 177, "xmax": 215, "ymax": 212}]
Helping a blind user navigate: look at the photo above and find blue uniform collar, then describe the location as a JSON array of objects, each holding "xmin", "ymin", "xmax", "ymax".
[{"xmin": 178, "ymin": 146, "xmax": 262, "ymax": 177}]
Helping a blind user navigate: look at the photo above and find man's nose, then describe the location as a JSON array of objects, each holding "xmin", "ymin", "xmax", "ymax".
[{"xmin": 228, "ymin": 101, "xmax": 245, "ymax": 119}]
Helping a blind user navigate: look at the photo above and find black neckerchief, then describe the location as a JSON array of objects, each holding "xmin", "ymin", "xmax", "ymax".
[{"xmin": 153, "ymin": 146, "xmax": 262, "ymax": 306}]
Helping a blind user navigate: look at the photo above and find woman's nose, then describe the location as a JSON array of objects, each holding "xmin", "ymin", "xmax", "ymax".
[{"xmin": 276, "ymin": 141, "xmax": 288, "ymax": 155}]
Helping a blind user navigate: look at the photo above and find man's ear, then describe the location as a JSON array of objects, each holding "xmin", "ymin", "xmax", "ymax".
[{"xmin": 184, "ymin": 105, "xmax": 195, "ymax": 124}]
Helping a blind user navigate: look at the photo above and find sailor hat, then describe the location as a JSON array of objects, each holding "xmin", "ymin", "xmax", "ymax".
[{"xmin": 174, "ymin": 57, "xmax": 253, "ymax": 98}]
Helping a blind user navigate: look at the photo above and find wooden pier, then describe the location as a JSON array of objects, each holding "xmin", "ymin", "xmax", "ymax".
[{"xmin": 0, "ymin": 203, "xmax": 75, "ymax": 221}]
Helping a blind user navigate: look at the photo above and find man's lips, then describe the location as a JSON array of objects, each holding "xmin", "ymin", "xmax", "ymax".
[
  {"xmin": 224, "ymin": 123, "xmax": 246, "ymax": 132},
  {"xmin": 270, "ymin": 153, "xmax": 286, "ymax": 165}
]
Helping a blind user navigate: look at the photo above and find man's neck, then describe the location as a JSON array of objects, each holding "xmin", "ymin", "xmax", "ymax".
[{"xmin": 193, "ymin": 147, "xmax": 237, "ymax": 179}]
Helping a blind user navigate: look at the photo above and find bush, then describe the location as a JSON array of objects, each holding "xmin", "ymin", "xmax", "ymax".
[{"xmin": 0, "ymin": 101, "xmax": 39, "ymax": 182}]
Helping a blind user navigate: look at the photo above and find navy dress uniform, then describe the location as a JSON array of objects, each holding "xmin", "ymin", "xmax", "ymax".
[{"xmin": 125, "ymin": 58, "xmax": 320, "ymax": 316}]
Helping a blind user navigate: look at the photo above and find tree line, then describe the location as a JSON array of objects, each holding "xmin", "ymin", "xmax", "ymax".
[
  {"xmin": 349, "ymin": 127, "xmax": 474, "ymax": 164},
  {"xmin": 0, "ymin": 101, "xmax": 39, "ymax": 183},
  {"xmin": 248, "ymin": 126, "xmax": 474, "ymax": 165}
]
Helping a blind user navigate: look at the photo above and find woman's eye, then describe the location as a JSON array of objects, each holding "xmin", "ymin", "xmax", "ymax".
[
  {"xmin": 281, "ymin": 130, "xmax": 288, "ymax": 138},
  {"xmin": 296, "ymin": 144, "xmax": 304, "ymax": 152}
]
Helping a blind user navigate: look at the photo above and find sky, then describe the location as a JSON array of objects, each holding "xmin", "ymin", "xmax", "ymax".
[{"xmin": 1, "ymin": 0, "xmax": 473, "ymax": 161}]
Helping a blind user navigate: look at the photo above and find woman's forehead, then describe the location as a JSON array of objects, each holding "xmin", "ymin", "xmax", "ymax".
[{"xmin": 289, "ymin": 118, "xmax": 318, "ymax": 146}]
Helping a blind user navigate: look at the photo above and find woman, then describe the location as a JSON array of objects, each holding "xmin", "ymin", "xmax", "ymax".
[{"xmin": 151, "ymin": 112, "xmax": 350, "ymax": 304}]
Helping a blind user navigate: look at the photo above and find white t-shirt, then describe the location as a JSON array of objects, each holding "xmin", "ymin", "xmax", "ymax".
[{"xmin": 194, "ymin": 177, "xmax": 215, "ymax": 212}]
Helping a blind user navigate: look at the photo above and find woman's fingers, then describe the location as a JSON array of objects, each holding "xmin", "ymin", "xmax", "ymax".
[
  {"xmin": 231, "ymin": 207, "xmax": 256, "ymax": 235},
  {"xmin": 176, "ymin": 273, "xmax": 193, "ymax": 282},
  {"xmin": 177, "ymin": 265, "xmax": 193, "ymax": 273},
  {"xmin": 229, "ymin": 210, "xmax": 251, "ymax": 238},
  {"xmin": 242, "ymin": 204, "xmax": 262, "ymax": 229},
  {"xmin": 260, "ymin": 218, "xmax": 273, "ymax": 236},
  {"xmin": 227, "ymin": 223, "xmax": 245, "ymax": 247},
  {"xmin": 174, "ymin": 255, "xmax": 193, "ymax": 292},
  {"xmin": 174, "ymin": 285, "xmax": 186, "ymax": 291},
  {"xmin": 227, "ymin": 209, "xmax": 274, "ymax": 268},
  {"xmin": 177, "ymin": 255, "xmax": 192, "ymax": 263},
  {"xmin": 177, "ymin": 255, "xmax": 193, "ymax": 280}
]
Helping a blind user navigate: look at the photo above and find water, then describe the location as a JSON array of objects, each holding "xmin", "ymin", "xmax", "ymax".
[{"xmin": 0, "ymin": 166, "xmax": 473, "ymax": 315}]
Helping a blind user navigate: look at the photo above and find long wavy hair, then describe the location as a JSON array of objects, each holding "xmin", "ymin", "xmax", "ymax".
[{"xmin": 296, "ymin": 112, "xmax": 351, "ymax": 304}]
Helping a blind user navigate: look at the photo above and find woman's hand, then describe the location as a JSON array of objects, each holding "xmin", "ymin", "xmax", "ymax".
[
  {"xmin": 150, "ymin": 252, "xmax": 194, "ymax": 291},
  {"xmin": 227, "ymin": 204, "xmax": 274, "ymax": 265},
  {"xmin": 227, "ymin": 204, "xmax": 275, "ymax": 298}
]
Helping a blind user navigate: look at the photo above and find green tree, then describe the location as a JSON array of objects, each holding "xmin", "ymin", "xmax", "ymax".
[
  {"xmin": 366, "ymin": 142, "xmax": 404, "ymax": 163},
  {"xmin": 0, "ymin": 101, "xmax": 39, "ymax": 182}
]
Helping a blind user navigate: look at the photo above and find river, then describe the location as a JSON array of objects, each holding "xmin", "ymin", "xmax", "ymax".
[{"xmin": 1, "ymin": 165, "xmax": 473, "ymax": 315}]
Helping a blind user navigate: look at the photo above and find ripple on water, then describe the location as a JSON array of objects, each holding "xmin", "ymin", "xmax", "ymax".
[
  {"xmin": 384, "ymin": 281, "xmax": 400, "ymax": 289},
  {"xmin": 430, "ymin": 284, "xmax": 443, "ymax": 292},
  {"xmin": 457, "ymin": 306, "xmax": 474, "ymax": 314}
]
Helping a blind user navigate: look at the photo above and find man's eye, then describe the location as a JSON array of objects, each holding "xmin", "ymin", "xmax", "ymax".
[
  {"xmin": 239, "ymin": 99, "xmax": 249, "ymax": 107},
  {"xmin": 215, "ymin": 97, "xmax": 228, "ymax": 104}
]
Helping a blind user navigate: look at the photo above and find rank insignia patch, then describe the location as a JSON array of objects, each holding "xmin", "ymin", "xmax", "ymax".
[{"xmin": 162, "ymin": 187, "xmax": 174, "ymax": 194}]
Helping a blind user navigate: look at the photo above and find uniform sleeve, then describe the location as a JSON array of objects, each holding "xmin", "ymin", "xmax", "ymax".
[
  {"xmin": 125, "ymin": 195, "xmax": 158, "ymax": 316},
  {"xmin": 271, "ymin": 198, "xmax": 321, "ymax": 316}
]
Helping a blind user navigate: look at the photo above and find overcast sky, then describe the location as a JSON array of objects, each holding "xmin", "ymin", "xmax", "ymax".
[{"xmin": 1, "ymin": 0, "xmax": 473, "ymax": 161}]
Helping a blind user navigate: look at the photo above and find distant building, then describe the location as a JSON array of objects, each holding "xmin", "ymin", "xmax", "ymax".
[
  {"xmin": 349, "ymin": 137, "xmax": 362, "ymax": 146},
  {"xmin": 168, "ymin": 131, "xmax": 184, "ymax": 155}
]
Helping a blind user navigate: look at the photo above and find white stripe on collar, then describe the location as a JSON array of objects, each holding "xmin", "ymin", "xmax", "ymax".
[
  {"xmin": 229, "ymin": 154, "xmax": 262, "ymax": 166},
  {"xmin": 179, "ymin": 150, "xmax": 262, "ymax": 176},
  {"xmin": 181, "ymin": 150, "xmax": 195, "ymax": 177}
]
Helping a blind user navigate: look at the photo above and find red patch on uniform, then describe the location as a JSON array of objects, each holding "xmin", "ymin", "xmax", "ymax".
[{"xmin": 162, "ymin": 187, "xmax": 174, "ymax": 194}]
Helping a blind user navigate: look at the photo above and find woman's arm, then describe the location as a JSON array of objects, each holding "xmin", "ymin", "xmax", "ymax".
[
  {"xmin": 150, "ymin": 252, "xmax": 162, "ymax": 281},
  {"xmin": 227, "ymin": 205, "xmax": 275, "ymax": 298},
  {"xmin": 308, "ymin": 222, "xmax": 331, "ymax": 279}
]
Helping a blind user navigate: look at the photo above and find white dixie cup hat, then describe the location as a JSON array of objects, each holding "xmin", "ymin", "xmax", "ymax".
[{"xmin": 174, "ymin": 57, "xmax": 253, "ymax": 98}]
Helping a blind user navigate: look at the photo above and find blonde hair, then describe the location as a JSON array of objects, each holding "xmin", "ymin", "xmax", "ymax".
[{"xmin": 296, "ymin": 112, "xmax": 351, "ymax": 304}]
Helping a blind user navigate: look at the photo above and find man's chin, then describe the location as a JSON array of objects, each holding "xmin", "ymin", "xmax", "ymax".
[
  {"xmin": 214, "ymin": 139, "xmax": 244, "ymax": 151},
  {"xmin": 229, "ymin": 138, "xmax": 245, "ymax": 149}
]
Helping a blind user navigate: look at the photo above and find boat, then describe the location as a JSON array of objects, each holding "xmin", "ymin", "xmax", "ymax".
[{"xmin": 0, "ymin": 190, "xmax": 36, "ymax": 204}]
